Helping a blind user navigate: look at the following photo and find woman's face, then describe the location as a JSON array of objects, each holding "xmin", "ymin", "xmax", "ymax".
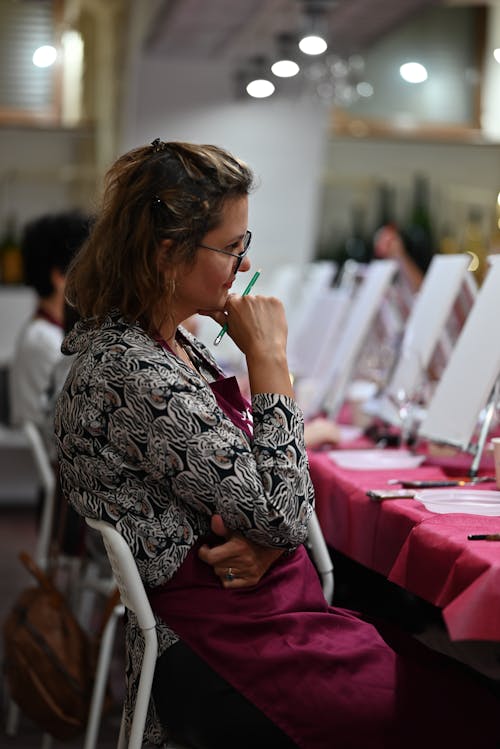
[{"xmin": 172, "ymin": 195, "xmax": 251, "ymax": 319}]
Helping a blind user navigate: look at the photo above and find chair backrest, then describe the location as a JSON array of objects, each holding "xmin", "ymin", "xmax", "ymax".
[
  {"xmin": 85, "ymin": 518, "xmax": 156, "ymax": 632},
  {"xmin": 85, "ymin": 518, "xmax": 157, "ymax": 749},
  {"xmin": 23, "ymin": 420, "xmax": 56, "ymax": 570}
]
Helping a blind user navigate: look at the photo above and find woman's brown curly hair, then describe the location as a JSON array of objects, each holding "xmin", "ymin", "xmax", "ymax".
[{"xmin": 65, "ymin": 140, "xmax": 254, "ymax": 330}]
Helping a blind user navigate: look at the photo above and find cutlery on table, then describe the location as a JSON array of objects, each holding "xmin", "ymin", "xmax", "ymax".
[{"xmin": 386, "ymin": 476, "xmax": 496, "ymax": 488}]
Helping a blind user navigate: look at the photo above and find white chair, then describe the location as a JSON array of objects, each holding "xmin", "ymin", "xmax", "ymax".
[
  {"xmin": 84, "ymin": 509, "xmax": 333, "ymax": 748},
  {"xmin": 22, "ymin": 421, "xmax": 57, "ymax": 570},
  {"xmin": 308, "ymin": 509, "xmax": 334, "ymax": 604},
  {"xmin": 85, "ymin": 517, "xmax": 187, "ymax": 749}
]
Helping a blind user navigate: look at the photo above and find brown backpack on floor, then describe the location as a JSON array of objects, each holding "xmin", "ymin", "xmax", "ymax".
[{"xmin": 2, "ymin": 551, "xmax": 112, "ymax": 740}]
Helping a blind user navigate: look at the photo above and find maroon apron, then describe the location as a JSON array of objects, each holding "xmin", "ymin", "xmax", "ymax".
[
  {"xmin": 150, "ymin": 339, "xmax": 499, "ymax": 748},
  {"xmin": 149, "ymin": 540, "xmax": 499, "ymax": 749}
]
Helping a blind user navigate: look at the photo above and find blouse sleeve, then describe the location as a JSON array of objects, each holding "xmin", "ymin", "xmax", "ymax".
[{"xmin": 134, "ymin": 360, "xmax": 314, "ymax": 549}]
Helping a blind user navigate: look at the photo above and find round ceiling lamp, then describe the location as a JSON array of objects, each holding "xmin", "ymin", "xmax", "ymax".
[
  {"xmin": 246, "ymin": 78, "xmax": 275, "ymax": 98},
  {"xmin": 32, "ymin": 45, "xmax": 57, "ymax": 67},
  {"xmin": 298, "ymin": 34, "xmax": 327, "ymax": 55},
  {"xmin": 399, "ymin": 61, "xmax": 428, "ymax": 83}
]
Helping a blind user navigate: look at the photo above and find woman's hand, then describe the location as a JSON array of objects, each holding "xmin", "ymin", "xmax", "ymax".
[
  {"xmin": 224, "ymin": 293, "xmax": 288, "ymax": 359},
  {"xmin": 198, "ymin": 514, "xmax": 284, "ymax": 588},
  {"xmin": 200, "ymin": 292, "xmax": 294, "ymax": 397},
  {"xmin": 304, "ymin": 417, "xmax": 341, "ymax": 449}
]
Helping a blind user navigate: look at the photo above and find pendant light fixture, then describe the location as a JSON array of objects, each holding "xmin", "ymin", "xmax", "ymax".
[
  {"xmin": 271, "ymin": 32, "xmax": 300, "ymax": 78},
  {"xmin": 298, "ymin": 1, "xmax": 331, "ymax": 56},
  {"xmin": 245, "ymin": 56, "xmax": 276, "ymax": 98}
]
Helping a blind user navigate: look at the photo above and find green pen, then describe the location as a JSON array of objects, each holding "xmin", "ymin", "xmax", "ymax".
[{"xmin": 213, "ymin": 270, "xmax": 261, "ymax": 346}]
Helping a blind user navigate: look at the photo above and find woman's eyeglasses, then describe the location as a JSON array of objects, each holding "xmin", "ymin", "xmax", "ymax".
[{"xmin": 198, "ymin": 230, "xmax": 252, "ymax": 273}]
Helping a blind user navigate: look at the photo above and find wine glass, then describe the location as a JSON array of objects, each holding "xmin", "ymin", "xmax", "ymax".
[{"xmin": 386, "ymin": 348, "xmax": 428, "ymax": 449}]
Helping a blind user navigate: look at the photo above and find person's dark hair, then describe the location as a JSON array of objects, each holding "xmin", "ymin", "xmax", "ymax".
[
  {"xmin": 65, "ymin": 139, "xmax": 254, "ymax": 329},
  {"xmin": 22, "ymin": 210, "xmax": 92, "ymax": 298}
]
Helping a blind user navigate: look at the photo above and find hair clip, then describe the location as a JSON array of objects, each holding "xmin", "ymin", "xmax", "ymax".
[{"xmin": 151, "ymin": 138, "xmax": 168, "ymax": 153}]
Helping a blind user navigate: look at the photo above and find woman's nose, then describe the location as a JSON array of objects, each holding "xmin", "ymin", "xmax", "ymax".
[{"xmin": 239, "ymin": 253, "xmax": 251, "ymax": 273}]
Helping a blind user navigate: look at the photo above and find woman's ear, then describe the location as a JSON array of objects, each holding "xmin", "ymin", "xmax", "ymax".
[
  {"xmin": 50, "ymin": 267, "xmax": 66, "ymax": 294},
  {"xmin": 157, "ymin": 239, "xmax": 174, "ymax": 272}
]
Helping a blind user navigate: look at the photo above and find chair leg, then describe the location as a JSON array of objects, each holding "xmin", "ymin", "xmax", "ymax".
[
  {"xmin": 40, "ymin": 733, "xmax": 53, "ymax": 749},
  {"xmin": 128, "ymin": 628, "xmax": 158, "ymax": 749},
  {"xmin": 117, "ymin": 703, "xmax": 127, "ymax": 749},
  {"xmin": 83, "ymin": 603, "xmax": 124, "ymax": 749},
  {"xmin": 5, "ymin": 699, "xmax": 19, "ymax": 736}
]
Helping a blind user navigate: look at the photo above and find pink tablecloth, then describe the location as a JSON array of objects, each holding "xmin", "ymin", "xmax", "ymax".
[{"xmin": 307, "ymin": 447, "xmax": 500, "ymax": 642}]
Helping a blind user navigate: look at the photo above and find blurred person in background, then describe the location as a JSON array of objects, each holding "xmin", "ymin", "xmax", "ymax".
[
  {"xmin": 10, "ymin": 211, "xmax": 91, "ymax": 555},
  {"xmin": 10, "ymin": 210, "xmax": 91, "ymax": 437},
  {"xmin": 373, "ymin": 224, "xmax": 425, "ymax": 293}
]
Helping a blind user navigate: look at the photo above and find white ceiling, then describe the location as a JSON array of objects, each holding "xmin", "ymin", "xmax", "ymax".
[{"xmin": 144, "ymin": 0, "xmax": 443, "ymax": 61}]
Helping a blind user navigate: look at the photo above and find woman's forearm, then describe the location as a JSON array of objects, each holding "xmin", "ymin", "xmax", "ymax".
[{"xmin": 246, "ymin": 351, "xmax": 295, "ymax": 398}]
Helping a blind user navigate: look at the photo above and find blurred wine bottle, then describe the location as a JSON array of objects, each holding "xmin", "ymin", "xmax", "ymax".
[
  {"xmin": 372, "ymin": 182, "xmax": 396, "ymax": 242},
  {"xmin": 344, "ymin": 203, "xmax": 371, "ymax": 263},
  {"xmin": 462, "ymin": 207, "xmax": 488, "ymax": 285},
  {"xmin": 0, "ymin": 214, "xmax": 23, "ymax": 284},
  {"xmin": 400, "ymin": 174, "xmax": 434, "ymax": 275}
]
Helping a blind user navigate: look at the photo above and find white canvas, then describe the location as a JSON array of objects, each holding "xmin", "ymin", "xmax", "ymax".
[
  {"xmin": 304, "ymin": 259, "xmax": 398, "ymax": 418},
  {"xmin": 419, "ymin": 255, "xmax": 500, "ymax": 450}
]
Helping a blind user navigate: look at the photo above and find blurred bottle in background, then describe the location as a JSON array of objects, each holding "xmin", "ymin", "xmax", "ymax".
[
  {"xmin": 400, "ymin": 173, "xmax": 435, "ymax": 276},
  {"xmin": 0, "ymin": 214, "xmax": 23, "ymax": 284},
  {"xmin": 372, "ymin": 181, "xmax": 396, "ymax": 245},
  {"xmin": 343, "ymin": 203, "xmax": 371, "ymax": 264}
]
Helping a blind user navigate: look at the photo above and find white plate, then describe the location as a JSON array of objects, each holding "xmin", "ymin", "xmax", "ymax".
[
  {"xmin": 327, "ymin": 449, "xmax": 425, "ymax": 471},
  {"xmin": 414, "ymin": 489, "xmax": 500, "ymax": 515}
]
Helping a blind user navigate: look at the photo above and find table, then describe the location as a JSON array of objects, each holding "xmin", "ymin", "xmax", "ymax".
[{"xmin": 307, "ymin": 446, "xmax": 500, "ymax": 642}]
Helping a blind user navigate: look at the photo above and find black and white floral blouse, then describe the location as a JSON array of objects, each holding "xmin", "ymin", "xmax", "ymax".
[{"xmin": 54, "ymin": 313, "xmax": 314, "ymax": 745}]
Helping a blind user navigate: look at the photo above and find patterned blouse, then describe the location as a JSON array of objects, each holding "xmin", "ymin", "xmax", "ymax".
[{"xmin": 54, "ymin": 313, "xmax": 314, "ymax": 745}]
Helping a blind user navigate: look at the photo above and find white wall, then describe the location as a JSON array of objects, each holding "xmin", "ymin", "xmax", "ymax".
[
  {"xmin": 0, "ymin": 127, "xmax": 93, "ymax": 229},
  {"xmin": 121, "ymin": 56, "xmax": 330, "ymax": 280}
]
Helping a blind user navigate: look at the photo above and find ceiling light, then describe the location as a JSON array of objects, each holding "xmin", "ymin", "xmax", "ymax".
[
  {"xmin": 494, "ymin": 48, "xmax": 500, "ymax": 64},
  {"xmin": 298, "ymin": 1, "xmax": 330, "ymax": 56},
  {"xmin": 271, "ymin": 59, "xmax": 300, "ymax": 78},
  {"xmin": 246, "ymin": 79, "xmax": 275, "ymax": 98},
  {"xmin": 399, "ymin": 62, "xmax": 428, "ymax": 83},
  {"xmin": 244, "ymin": 56, "xmax": 275, "ymax": 98},
  {"xmin": 299, "ymin": 34, "xmax": 327, "ymax": 55},
  {"xmin": 32, "ymin": 45, "xmax": 57, "ymax": 68},
  {"xmin": 271, "ymin": 32, "xmax": 300, "ymax": 78}
]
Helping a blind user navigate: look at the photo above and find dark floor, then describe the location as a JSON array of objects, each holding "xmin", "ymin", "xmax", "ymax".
[{"xmin": 0, "ymin": 505, "xmax": 123, "ymax": 748}]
